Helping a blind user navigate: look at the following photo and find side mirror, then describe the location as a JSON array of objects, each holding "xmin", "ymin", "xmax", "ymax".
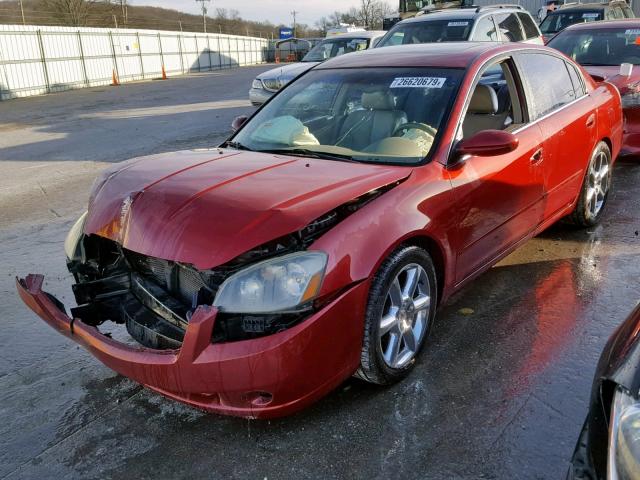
[
  {"xmin": 455, "ymin": 130, "xmax": 519, "ymax": 158},
  {"xmin": 231, "ymin": 115, "xmax": 249, "ymax": 133},
  {"xmin": 620, "ymin": 63, "xmax": 634, "ymax": 77}
]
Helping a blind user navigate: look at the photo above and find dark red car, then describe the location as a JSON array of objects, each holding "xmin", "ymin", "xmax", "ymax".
[
  {"xmin": 18, "ymin": 42, "xmax": 622, "ymax": 418},
  {"xmin": 548, "ymin": 19, "xmax": 640, "ymax": 157}
]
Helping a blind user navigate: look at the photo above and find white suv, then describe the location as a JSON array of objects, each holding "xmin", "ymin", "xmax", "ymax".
[
  {"xmin": 376, "ymin": 5, "xmax": 544, "ymax": 46},
  {"xmin": 249, "ymin": 31, "xmax": 386, "ymax": 106}
]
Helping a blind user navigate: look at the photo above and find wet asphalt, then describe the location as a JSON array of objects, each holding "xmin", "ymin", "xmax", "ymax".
[{"xmin": 1, "ymin": 65, "xmax": 640, "ymax": 480}]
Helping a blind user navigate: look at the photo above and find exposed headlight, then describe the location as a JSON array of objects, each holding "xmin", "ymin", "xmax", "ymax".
[
  {"xmin": 213, "ymin": 251, "xmax": 327, "ymax": 314},
  {"xmin": 609, "ymin": 386, "xmax": 640, "ymax": 480},
  {"xmin": 64, "ymin": 211, "xmax": 88, "ymax": 260},
  {"xmin": 621, "ymin": 82, "xmax": 640, "ymax": 109},
  {"xmin": 252, "ymin": 79, "xmax": 263, "ymax": 89},
  {"xmin": 622, "ymin": 92, "xmax": 640, "ymax": 109}
]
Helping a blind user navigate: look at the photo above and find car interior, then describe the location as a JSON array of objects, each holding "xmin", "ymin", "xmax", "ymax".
[{"xmin": 461, "ymin": 60, "xmax": 522, "ymax": 138}]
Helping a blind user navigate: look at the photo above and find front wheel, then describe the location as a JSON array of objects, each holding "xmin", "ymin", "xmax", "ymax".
[
  {"xmin": 569, "ymin": 141, "xmax": 612, "ymax": 228},
  {"xmin": 355, "ymin": 246, "xmax": 437, "ymax": 385}
]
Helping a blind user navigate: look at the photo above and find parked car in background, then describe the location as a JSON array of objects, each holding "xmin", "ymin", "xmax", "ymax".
[
  {"xmin": 548, "ymin": 20, "xmax": 640, "ymax": 157},
  {"xmin": 539, "ymin": 1, "xmax": 634, "ymax": 43},
  {"xmin": 249, "ymin": 31, "xmax": 385, "ymax": 105},
  {"xmin": 567, "ymin": 302, "xmax": 640, "ymax": 479},
  {"xmin": 18, "ymin": 42, "xmax": 622, "ymax": 418},
  {"xmin": 376, "ymin": 5, "xmax": 544, "ymax": 46}
]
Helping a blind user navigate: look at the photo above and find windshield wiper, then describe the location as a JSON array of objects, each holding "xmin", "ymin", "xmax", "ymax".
[
  {"xmin": 257, "ymin": 148, "xmax": 357, "ymax": 162},
  {"xmin": 222, "ymin": 141, "xmax": 253, "ymax": 151}
]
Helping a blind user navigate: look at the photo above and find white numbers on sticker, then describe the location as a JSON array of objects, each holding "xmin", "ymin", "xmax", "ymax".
[
  {"xmin": 390, "ymin": 77, "xmax": 446, "ymax": 88},
  {"xmin": 582, "ymin": 13, "xmax": 599, "ymax": 18},
  {"xmin": 626, "ymin": 29, "xmax": 640, "ymax": 35},
  {"xmin": 448, "ymin": 21, "xmax": 469, "ymax": 26}
]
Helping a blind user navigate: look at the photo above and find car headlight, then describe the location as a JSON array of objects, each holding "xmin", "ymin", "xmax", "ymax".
[
  {"xmin": 261, "ymin": 78, "xmax": 281, "ymax": 92},
  {"xmin": 609, "ymin": 386, "xmax": 640, "ymax": 480},
  {"xmin": 621, "ymin": 82, "xmax": 640, "ymax": 109},
  {"xmin": 64, "ymin": 211, "xmax": 88, "ymax": 261},
  {"xmin": 213, "ymin": 251, "xmax": 327, "ymax": 314},
  {"xmin": 252, "ymin": 79, "xmax": 263, "ymax": 89}
]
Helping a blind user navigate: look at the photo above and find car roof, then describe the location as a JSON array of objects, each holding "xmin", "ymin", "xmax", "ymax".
[
  {"xmin": 561, "ymin": 18, "xmax": 640, "ymax": 30},
  {"xmin": 552, "ymin": 3, "xmax": 608, "ymax": 12},
  {"xmin": 316, "ymin": 42, "xmax": 542, "ymax": 69},
  {"xmin": 324, "ymin": 30, "xmax": 386, "ymax": 39},
  {"xmin": 398, "ymin": 6, "xmax": 525, "ymax": 24}
]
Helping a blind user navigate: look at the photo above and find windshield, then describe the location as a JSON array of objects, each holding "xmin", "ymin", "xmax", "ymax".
[
  {"xmin": 231, "ymin": 67, "xmax": 463, "ymax": 165},
  {"xmin": 378, "ymin": 19, "xmax": 474, "ymax": 46},
  {"xmin": 539, "ymin": 10, "xmax": 602, "ymax": 34},
  {"xmin": 302, "ymin": 37, "xmax": 370, "ymax": 62},
  {"xmin": 549, "ymin": 27, "xmax": 640, "ymax": 65}
]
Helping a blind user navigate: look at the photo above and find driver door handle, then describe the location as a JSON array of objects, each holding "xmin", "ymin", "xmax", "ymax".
[
  {"xmin": 530, "ymin": 148, "xmax": 543, "ymax": 164},
  {"xmin": 586, "ymin": 114, "xmax": 596, "ymax": 128}
]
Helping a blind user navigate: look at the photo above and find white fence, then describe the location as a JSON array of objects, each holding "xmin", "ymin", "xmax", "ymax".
[{"xmin": 0, "ymin": 24, "xmax": 271, "ymax": 100}]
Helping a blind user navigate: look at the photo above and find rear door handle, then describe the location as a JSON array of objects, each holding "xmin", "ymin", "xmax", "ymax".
[
  {"xmin": 530, "ymin": 148, "xmax": 543, "ymax": 164},
  {"xmin": 586, "ymin": 114, "xmax": 596, "ymax": 128}
]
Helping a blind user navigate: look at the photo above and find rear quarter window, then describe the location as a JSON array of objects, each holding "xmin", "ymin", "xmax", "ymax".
[
  {"xmin": 565, "ymin": 61, "xmax": 586, "ymax": 97},
  {"xmin": 495, "ymin": 13, "xmax": 525, "ymax": 42},
  {"xmin": 517, "ymin": 12, "xmax": 540, "ymax": 39}
]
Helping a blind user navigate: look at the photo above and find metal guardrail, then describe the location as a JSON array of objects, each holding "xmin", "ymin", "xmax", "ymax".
[{"xmin": 0, "ymin": 25, "xmax": 275, "ymax": 100}]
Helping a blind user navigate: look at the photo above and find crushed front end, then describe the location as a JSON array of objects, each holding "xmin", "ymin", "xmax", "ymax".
[{"xmin": 17, "ymin": 212, "xmax": 371, "ymax": 418}]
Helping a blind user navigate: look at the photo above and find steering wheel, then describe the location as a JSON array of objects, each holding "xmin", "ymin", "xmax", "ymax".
[{"xmin": 392, "ymin": 122, "xmax": 437, "ymax": 138}]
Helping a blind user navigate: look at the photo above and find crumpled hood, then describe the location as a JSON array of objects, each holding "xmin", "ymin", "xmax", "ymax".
[
  {"xmin": 85, "ymin": 148, "xmax": 411, "ymax": 269},
  {"xmin": 584, "ymin": 65, "xmax": 640, "ymax": 93},
  {"xmin": 256, "ymin": 62, "xmax": 318, "ymax": 82}
]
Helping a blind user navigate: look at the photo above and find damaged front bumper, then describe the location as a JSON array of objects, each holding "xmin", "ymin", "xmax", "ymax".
[{"xmin": 17, "ymin": 274, "xmax": 368, "ymax": 419}]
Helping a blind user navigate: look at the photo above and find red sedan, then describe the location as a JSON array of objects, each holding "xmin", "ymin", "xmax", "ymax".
[
  {"xmin": 18, "ymin": 42, "xmax": 622, "ymax": 418},
  {"xmin": 548, "ymin": 19, "xmax": 640, "ymax": 157}
]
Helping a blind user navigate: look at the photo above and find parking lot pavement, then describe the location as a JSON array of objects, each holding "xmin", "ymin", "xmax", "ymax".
[{"xmin": 1, "ymin": 65, "xmax": 640, "ymax": 479}]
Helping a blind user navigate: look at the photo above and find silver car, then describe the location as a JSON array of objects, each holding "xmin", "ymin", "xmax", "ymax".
[{"xmin": 249, "ymin": 31, "xmax": 386, "ymax": 106}]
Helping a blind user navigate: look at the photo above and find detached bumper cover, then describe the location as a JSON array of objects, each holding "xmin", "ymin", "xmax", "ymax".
[{"xmin": 17, "ymin": 274, "xmax": 367, "ymax": 418}]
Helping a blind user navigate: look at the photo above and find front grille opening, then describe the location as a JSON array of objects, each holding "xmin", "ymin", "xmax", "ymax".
[{"xmin": 70, "ymin": 235, "xmax": 312, "ymax": 349}]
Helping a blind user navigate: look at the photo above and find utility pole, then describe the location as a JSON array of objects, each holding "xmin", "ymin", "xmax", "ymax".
[
  {"xmin": 196, "ymin": 0, "xmax": 211, "ymax": 33},
  {"xmin": 291, "ymin": 10, "xmax": 298, "ymax": 38},
  {"xmin": 19, "ymin": 0, "xmax": 25, "ymax": 25}
]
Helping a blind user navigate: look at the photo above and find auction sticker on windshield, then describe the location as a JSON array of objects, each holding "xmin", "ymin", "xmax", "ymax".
[{"xmin": 390, "ymin": 77, "xmax": 446, "ymax": 88}]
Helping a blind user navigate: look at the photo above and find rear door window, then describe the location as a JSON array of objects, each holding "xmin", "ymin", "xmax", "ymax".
[
  {"xmin": 495, "ymin": 13, "xmax": 525, "ymax": 42},
  {"xmin": 516, "ymin": 53, "xmax": 578, "ymax": 118},
  {"xmin": 378, "ymin": 19, "xmax": 474, "ymax": 46},
  {"xmin": 472, "ymin": 15, "xmax": 499, "ymax": 41},
  {"xmin": 517, "ymin": 12, "xmax": 540, "ymax": 39}
]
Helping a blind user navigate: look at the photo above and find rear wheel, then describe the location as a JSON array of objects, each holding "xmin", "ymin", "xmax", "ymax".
[
  {"xmin": 569, "ymin": 141, "xmax": 612, "ymax": 227},
  {"xmin": 355, "ymin": 246, "xmax": 437, "ymax": 385}
]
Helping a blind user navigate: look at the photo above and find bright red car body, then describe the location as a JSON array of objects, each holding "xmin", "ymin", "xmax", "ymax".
[
  {"xmin": 548, "ymin": 19, "xmax": 640, "ymax": 158},
  {"xmin": 18, "ymin": 43, "xmax": 623, "ymax": 418}
]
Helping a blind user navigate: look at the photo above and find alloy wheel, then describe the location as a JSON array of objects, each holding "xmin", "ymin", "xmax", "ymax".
[
  {"xmin": 378, "ymin": 263, "xmax": 431, "ymax": 369},
  {"xmin": 586, "ymin": 150, "xmax": 610, "ymax": 220}
]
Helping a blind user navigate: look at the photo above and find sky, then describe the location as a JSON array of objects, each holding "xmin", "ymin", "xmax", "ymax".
[{"xmin": 131, "ymin": 0, "xmax": 370, "ymax": 25}]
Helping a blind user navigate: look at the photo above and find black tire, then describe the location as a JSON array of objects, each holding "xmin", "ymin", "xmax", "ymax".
[
  {"xmin": 355, "ymin": 245, "xmax": 438, "ymax": 385},
  {"xmin": 569, "ymin": 141, "xmax": 612, "ymax": 228}
]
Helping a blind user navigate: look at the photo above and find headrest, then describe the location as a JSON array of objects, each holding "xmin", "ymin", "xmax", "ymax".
[
  {"xmin": 468, "ymin": 84, "xmax": 498, "ymax": 114},
  {"xmin": 362, "ymin": 91, "xmax": 395, "ymax": 110}
]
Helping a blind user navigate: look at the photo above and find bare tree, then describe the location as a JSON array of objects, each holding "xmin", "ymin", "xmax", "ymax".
[
  {"xmin": 41, "ymin": 0, "xmax": 99, "ymax": 26},
  {"xmin": 315, "ymin": 16, "xmax": 331, "ymax": 35},
  {"xmin": 329, "ymin": 10, "xmax": 342, "ymax": 26}
]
